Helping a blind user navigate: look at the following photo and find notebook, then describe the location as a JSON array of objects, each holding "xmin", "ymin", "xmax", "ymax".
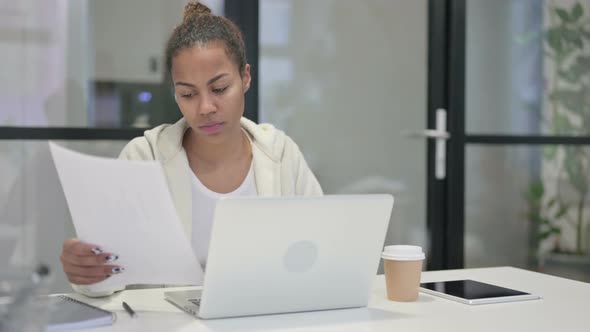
[{"xmin": 46, "ymin": 295, "xmax": 115, "ymax": 331}]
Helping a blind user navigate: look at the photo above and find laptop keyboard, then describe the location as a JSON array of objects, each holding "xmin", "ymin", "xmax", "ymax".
[{"xmin": 189, "ymin": 298, "xmax": 201, "ymax": 306}]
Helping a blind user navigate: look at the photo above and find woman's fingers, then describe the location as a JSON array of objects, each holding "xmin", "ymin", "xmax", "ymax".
[
  {"xmin": 63, "ymin": 264, "xmax": 123, "ymax": 278},
  {"xmin": 61, "ymin": 251, "xmax": 118, "ymax": 267},
  {"xmin": 63, "ymin": 238, "xmax": 104, "ymax": 256},
  {"xmin": 60, "ymin": 238, "xmax": 124, "ymax": 285}
]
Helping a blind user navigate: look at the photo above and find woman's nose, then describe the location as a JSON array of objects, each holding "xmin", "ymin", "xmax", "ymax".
[{"xmin": 198, "ymin": 93, "xmax": 217, "ymax": 115}]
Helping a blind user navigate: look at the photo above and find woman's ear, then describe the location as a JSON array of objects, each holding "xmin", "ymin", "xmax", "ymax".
[{"xmin": 242, "ymin": 64, "xmax": 251, "ymax": 93}]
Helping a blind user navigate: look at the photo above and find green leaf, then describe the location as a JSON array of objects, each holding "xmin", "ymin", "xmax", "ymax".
[
  {"xmin": 546, "ymin": 28, "xmax": 564, "ymax": 52},
  {"xmin": 554, "ymin": 113, "xmax": 573, "ymax": 134},
  {"xmin": 538, "ymin": 230, "xmax": 555, "ymax": 241},
  {"xmin": 572, "ymin": 3, "xmax": 584, "ymax": 21},
  {"xmin": 563, "ymin": 28, "xmax": 583, "ymax": 48},
  {"xmin": 530, "ymin": 215, "xmax": 543, "ymax": 224},
  {"xmin": 537, "ymin": 223, "xmax": 562, "ymax": 240},
  {"xmin": 527, "ymin": 181, "xmax": 544, "ymax": 201},
  {"xmin": 540, "ymin": 217, "xmax": 552, "ymax": 225},
  {"xmin": 554, "ymin": 204, "xmax": 569, "ymax": 219},
  {"xmin": 556, "ymin": 8, "xmax": 572, "ymax": 22}
]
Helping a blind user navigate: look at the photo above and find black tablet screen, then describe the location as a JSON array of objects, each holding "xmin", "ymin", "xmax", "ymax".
[{"xmin": 420, "ymin": 279, "xmax": 530, "ymax": 300}]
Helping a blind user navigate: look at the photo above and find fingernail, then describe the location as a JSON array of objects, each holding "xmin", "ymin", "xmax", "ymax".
[
  {"xmin": 105, "ymin": 255, "xmax": 119, "ymax": 262},
  {"xmin": 112, "ymin": 267, "xmax": 125, "ymax": 274},
  {"xmin": 91, "ymin": 247, "xmax": 103, "ymax": 255}
]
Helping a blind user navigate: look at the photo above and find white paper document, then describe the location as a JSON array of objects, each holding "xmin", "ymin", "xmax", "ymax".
[{"xmin": 49, "ymin": 142, "xmax": 203, "ymax": 292}]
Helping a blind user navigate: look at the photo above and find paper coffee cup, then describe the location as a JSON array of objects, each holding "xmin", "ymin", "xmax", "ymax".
[{"xmin": 382, "ymin": 245, "xmax": 425, "ymax": 302}]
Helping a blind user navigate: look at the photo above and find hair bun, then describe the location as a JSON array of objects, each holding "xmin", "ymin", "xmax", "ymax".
[{"xmin": 183, "ymin": 2, "xmax": 212, "ymax": 21}]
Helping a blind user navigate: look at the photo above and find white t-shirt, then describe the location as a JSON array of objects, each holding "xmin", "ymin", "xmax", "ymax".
[{"xmin": 191, "ymin": 162, "xmax": 257, "ymax": 269}]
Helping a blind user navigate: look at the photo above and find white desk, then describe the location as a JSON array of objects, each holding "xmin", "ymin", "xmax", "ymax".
[{"xmin": 71, "ymin": 267, "xmax": 588, "ymax": 331}]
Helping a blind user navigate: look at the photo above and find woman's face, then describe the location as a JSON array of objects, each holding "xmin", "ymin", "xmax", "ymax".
[{"xmin": 171, "ymin": 41, "xmax": 250, "ymax": 144}]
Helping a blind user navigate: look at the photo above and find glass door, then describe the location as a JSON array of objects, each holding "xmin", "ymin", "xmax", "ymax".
[
  {"xmin": 258, "ymin": 0, "xmax": 441, "ymax": 270},
  {"xmin": 441, "ymin": 0, "xmax": 590, "ymax": 282}
]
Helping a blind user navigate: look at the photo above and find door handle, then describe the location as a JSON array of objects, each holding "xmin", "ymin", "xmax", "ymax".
[
  {"xmin": 403, "ymin": 109, "xmax": 449, "ymax": 180},
  {"xmin": 406, "ymin": 129, "xmax": 449, "ymax": 140}
]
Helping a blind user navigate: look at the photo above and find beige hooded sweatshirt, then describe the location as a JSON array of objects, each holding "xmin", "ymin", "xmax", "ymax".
[{"xmin": 73, "ymin": 117, "xmax": 322, "ymax": 297}]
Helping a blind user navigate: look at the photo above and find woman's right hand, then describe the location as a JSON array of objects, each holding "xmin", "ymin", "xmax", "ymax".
[{"xmin": 60, "ymin": 238, "xmax": 124, "ymax": 285}]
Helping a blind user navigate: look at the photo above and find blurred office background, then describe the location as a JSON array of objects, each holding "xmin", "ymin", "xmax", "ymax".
[{"xmin": 1, "ymin": 0, "xmax": 588, "ymax": 294}]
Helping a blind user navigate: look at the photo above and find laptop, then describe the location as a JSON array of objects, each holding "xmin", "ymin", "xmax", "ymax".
[{"xmin": 165, "ymin": 194, "xmax": 394, "ymax": 319}]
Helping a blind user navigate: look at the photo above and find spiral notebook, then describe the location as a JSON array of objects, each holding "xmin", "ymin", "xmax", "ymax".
[{"xmin": 46, "ymin": 295, "xmax": 115, "ymax": 331}]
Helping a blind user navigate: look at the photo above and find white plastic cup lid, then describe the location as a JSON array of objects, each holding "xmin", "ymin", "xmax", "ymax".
[{"xmin": 381, "ymin": 245, "xmax": 425, "ymax": 261}]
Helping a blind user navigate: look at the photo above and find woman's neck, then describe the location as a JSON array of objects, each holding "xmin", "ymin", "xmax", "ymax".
[{"xmin": 184, "ymin": 128, "xmax": 250, "ymax": 166}]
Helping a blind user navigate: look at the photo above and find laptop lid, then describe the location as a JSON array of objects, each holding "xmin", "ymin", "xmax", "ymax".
[{"xmin": 197, "ymin": 194, "xmax": 394, "ymax": 319}]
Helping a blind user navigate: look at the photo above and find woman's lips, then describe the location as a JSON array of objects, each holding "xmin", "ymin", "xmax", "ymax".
[{"xmin": 199, "ymin": 122, "xmax": 224, "ymax": 134}]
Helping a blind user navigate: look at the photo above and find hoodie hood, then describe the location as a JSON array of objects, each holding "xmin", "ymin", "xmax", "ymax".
[{"xmin": 143, "ymin": 117, "xmax": 286, "ymax": 164}]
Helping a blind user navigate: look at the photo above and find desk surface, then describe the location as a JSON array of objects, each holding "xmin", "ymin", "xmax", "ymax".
[{"xmin": 71, "ymin": 267, "xmax": 588, "ymax": 331}]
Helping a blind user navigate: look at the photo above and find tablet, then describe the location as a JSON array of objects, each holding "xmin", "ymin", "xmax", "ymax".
[{"xmin": 420, "ymin": 279, "xmax": 541, "ymax": 305}]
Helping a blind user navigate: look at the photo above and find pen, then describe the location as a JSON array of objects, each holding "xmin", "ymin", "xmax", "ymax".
[{"xmin": 122, "ymin": 301, "xmax": 137, "ymax": 318}]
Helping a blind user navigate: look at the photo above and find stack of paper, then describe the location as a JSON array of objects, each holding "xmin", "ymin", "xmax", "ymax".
[{"xmin": 49, "ymin": 142, "xmax": 203, "ymax": 293}]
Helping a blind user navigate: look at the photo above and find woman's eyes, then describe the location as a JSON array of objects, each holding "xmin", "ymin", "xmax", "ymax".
[
  {"xmin": 181, "ymin": 92, "xmax": 196, "ymax": 98},
  {"xmin": 212, "ymin": 86, "xmax": 228, "ymax": 94},
  {"xmin": 179, "ymin": 86, "xmax": 228, "ymax": 98}
]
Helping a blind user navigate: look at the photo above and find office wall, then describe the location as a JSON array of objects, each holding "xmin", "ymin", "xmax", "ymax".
[
  {"xmin": 90, "ymin": 0, "xmax": 223, "ymax": 83},
  {"xmin": 0, "ymin": 0, "xmax": 82, "ymax": 127},
  {"xmin": 0, "ymin": 0, "xmax": 163, "ymax": 293},
  {"xmin": 0, "ymin": 0, "xmax": 90, "ymax": 288},
  {"xmin": 259, "ymin": 0, "xmax": 429, "ymax": 258}
]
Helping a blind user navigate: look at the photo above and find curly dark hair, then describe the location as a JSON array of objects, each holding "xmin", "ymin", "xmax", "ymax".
[{"xmin": 164, "ymin": 1, "xmax": 247, "ymax": 81}]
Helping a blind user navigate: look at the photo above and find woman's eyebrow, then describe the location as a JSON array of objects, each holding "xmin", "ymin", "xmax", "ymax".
[
  {"xmin": 175, "ymin": 81, "xmax": 196, "ymax": 88},
  {"xmin": 207, "ymin": 73, "xmax": 228, "ymax": 85}
]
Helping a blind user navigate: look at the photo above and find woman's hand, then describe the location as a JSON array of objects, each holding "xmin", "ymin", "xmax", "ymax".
[{"xmin": 60, "ymin": 238, "xmax": 124, "ymax": 285}]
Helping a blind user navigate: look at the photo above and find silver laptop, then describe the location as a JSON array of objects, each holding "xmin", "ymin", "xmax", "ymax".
[{"xmin": 165, "ymin": 194, "xmax": 394, "ymax": 319}]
